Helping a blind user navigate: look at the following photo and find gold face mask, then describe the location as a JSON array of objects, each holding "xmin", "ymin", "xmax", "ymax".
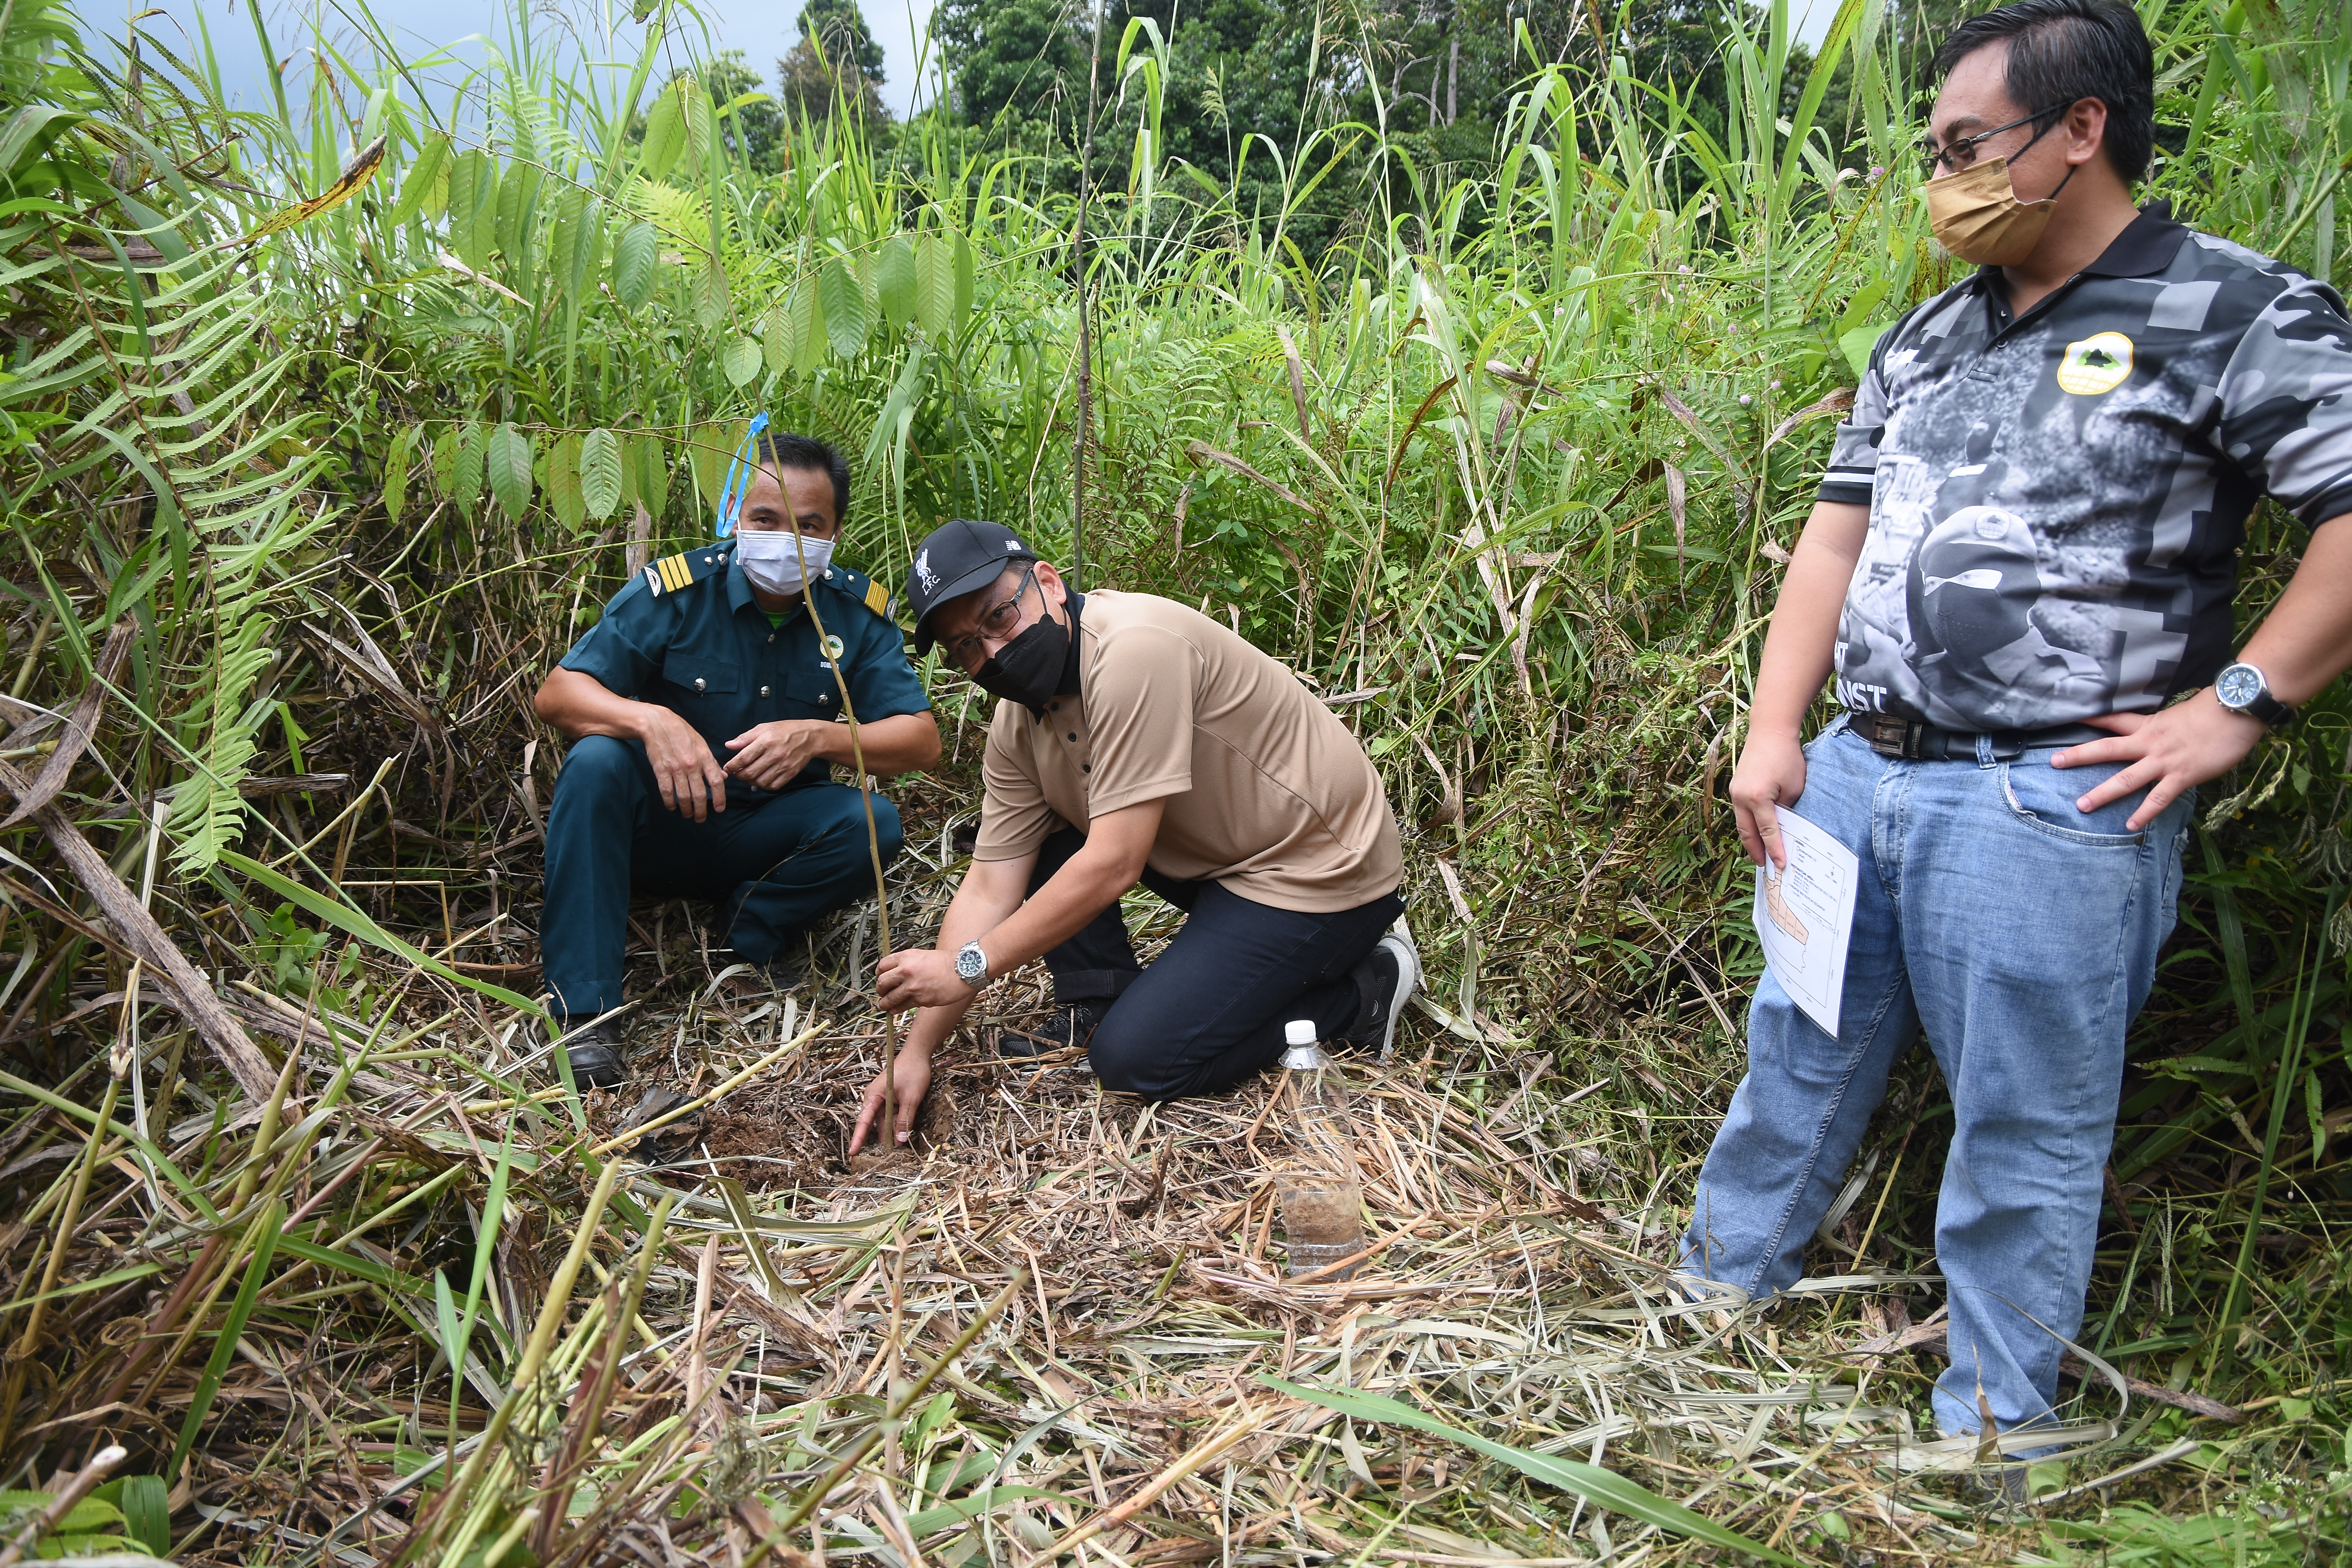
[{"xmin": 1924, "ymin": 155, "xmax": 2072, "ymax": 267}]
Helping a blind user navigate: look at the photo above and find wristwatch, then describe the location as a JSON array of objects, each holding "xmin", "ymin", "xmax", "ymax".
[
  {"xmin": 2214, "ymin": 662, "xmax": 2298, "ymax": 728},
  {"xmin": 954, "ymin": 940, "xmax": 990, "ymax": 988}
]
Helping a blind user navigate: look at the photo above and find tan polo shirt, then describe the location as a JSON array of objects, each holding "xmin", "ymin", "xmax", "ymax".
[{"xmin": 973, "ymin": 591, "xmax": 1402, "ymax": 913}]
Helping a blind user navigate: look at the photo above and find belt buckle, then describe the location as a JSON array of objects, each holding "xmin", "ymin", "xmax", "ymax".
[{"xmin": 1857, "ymin": 713, "xmax": 1924, "ymax": 760}]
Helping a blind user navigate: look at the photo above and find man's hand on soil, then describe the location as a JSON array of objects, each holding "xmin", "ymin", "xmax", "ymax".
[
  {"xmin": 849, "ymin": 1050, "xmax": 932, "ymax": 1153},
  {"xmin": 724, "ymin": 719, "xmax": 837, "ymax": 790},
  {"xmin": 876, "ymin": 947, "xmax": 975, "ymax": 1011},
  {"xmin": 641, "ymin": 706, "xmax": 729, "ymax": 820},
  {"xmin": 2053, "ymin": 690, "xmax": 2265, "ymax": 830}
]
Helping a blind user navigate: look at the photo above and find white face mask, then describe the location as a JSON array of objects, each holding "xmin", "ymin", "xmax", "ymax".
[{"xmin": 735, "ymin": 529, "xmax": 834, "ymax": 597}]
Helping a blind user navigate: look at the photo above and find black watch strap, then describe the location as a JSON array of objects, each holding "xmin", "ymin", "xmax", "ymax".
[{"xmin": 2245, "ymin": 688, "xmax": 2298, "ymax": 728}]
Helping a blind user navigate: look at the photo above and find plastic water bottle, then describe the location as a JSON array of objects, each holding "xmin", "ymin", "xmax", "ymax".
[{"xmin": 1274, "ymin": 1019, "xmax": 1365, "ymax": 1279}]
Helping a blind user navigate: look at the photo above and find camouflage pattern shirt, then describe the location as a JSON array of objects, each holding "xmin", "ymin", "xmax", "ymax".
[{"xmin": 1818, "ymin": 202, "xmax": 2352, "ymax": 731}]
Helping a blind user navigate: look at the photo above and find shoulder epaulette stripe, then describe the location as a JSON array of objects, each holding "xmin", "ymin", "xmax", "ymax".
[
  {"xmin": 659, "ymin": 554, "xmax": 693, "ymax": 592},
  {"xmin": 864, "ymin": 580, "xmax": 889, "ymax": 616}
]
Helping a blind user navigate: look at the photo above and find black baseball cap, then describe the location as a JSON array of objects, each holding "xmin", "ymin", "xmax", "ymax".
[{"xmin": 907, "ymin": 518, "xmax": 1040, "ymax": 653}]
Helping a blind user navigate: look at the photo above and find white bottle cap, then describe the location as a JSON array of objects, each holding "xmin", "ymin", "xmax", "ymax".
[{"xmin": 1284, "ymin": 1020, "xmax": 1317, "ymax": 1046}]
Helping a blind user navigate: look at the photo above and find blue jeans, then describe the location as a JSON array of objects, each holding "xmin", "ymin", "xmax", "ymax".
[{"xmin": 1680, "ymin": 718, "xmax": 2190, "ymax": 1441}]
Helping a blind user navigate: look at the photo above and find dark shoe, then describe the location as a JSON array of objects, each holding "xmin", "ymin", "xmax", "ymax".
[
  {"xmin": 1341, "ymin": 929, "xmax": 1421, "ymax": 1057},
  {"xmin": 560, "ymin": 1014, "xmax": 628, "ymax": 1089},
  {"xmin": 996, "ymin": 1004, "xmax": 1102, "ymax": 1059},
  {"xmin": 720, "ymin": 949, "xmax": 806, "ymax": 997},
  {"xmin": 1965, "ymin": 1463, "xmax": 2029, "ymax": 1505}
]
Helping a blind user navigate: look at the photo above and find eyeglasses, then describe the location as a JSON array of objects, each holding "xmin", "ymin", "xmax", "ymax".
[
  {"xmin": 1918, "ymin": 103, "xmax": 2072, "ymax": 177},
  {"xmin": 943, "ymin": 566, "xmax": 1038, "ymax": 668}
]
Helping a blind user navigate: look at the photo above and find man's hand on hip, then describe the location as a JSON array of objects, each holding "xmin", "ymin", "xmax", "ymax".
[
  {"xmin": 1729, "ymin": 730, "xmax": 1809, "ymax": 869},
  {"xmin": 876, "ymin": 947, "xmax": 974, "ymax": 1011},
  {"xmin": 639, "ymin": 705, "xmax": 729, "ymax": 820},
  {"xmin": 2053, "ymin": 690, "xmax": 2263, "ymax": 830},
  {"xmin": 724, "ymin": 719, "xmax": 837, "ymax": 790}
]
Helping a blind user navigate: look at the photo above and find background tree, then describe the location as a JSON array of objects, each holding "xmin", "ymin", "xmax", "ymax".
[{"xmin": 781, "ymin": 0, "xmax": 891, "ymax": 125}]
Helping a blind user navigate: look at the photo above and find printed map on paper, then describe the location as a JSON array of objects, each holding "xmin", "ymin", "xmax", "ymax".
[{"xmin": 1752, "ymin": 805, "xmax": 1859, "ymax": 1038}]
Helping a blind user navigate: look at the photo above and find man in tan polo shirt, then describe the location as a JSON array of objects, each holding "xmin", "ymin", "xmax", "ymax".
[{"xmin": 851, "ymin": 519, "xmax": 1419, "ymax": 1150}]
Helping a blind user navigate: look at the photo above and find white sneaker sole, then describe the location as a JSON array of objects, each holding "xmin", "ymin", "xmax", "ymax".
[{"xmin": 1370, "ymin": 927, "xmax": 1421, "ymax": 1059}]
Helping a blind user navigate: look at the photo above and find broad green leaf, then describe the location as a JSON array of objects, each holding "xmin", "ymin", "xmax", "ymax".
[
  {"xmin": 633, "ymin": 433, "xmax": 666, "ymax": 519},
  {"xmin": 448, "ymin": 149, "xmax": 496, "ymax": 270},
  {"xmin": 953, "ymin": 230, "xmax": 974, "ymax": 328},
  {"xmin": 117, "ymin": 1475, "xmax": 168, "ymax": 1558},
  {"xmin": 549, "ymin": 187, "xmax": 588, "ymax": 299},
  {"xmin": 685, "ymin": 76, "xmax": 717, "ymax": 170},
  {"xmin": 1838, "ymin": 323, "xmax": 1889, "ymax": 381},
  {"xmin": 494, "ymin": 157, "xmax": 537, "ymax": 263},
  {"xmin": 53, "ymin": 1497, "xmax": 125, "ymax": 1534},
  {"xmin": 687, "ymin": 421, "xmax": 729, "ymax": 512},
  {"xmin": 876, "ymin": 236, "xmax": 916, "ymax": 330},
  {"xmin": 722, "ymin": 334, "xmax": 762, "ymax": 387},
  {"xmin": 763, "ymin": 299, "xmax": 789, "ymax": 374},
  {"xmin": 1262, "ymin": 1377, "xmax": 1801, "ymax": 1566},
  {"xmin": 548, "ymin": 190, "xmax": 578, "ymax": 290},
  {"xmin": 382, "ymin": 425, "xmax": 414, "ymax": 524},
  {"xmin": 443, "ymin": 148, "xmax": 476, "ymax": 255},
  {"xmin": 818, "ymin": 256, "xmax": 867, "ymax": 357},
  {"xmin": 386, "ymin": 131, "xmax": 449, "ymax": 225},
  {"xmin": 612, "ymin": 219, "xmax": 658, "ymax": 309},
  {"xmin": 693, "ymin": 255, "xmax": 729, "ymax": 327},
  {"xmin": 790, "ymin": 276, "xmax": 824, "ymax": 373},
  {"xmin": 430, "ymin": 425, "xmax": 456, "ymax": 499},
  {"xmin": 641, "ymin": 81, "xmax": 688, "ymax": 180},
  {"xmin": 549, "ymin": 431, "xmax": 586, "ymax": 532},
  {"xmin": 570, "ymin": 201, "xmax": 606, "ymax": 300},
  {"xmin": 454, "ymin": 421, "xmax": 485, "ymax": 512},
  {"xmin": 579, "ymin": 427, "xmax": 622, "ymax": 519},
  {"xmin": 487, "ymin": 421, "xmax": 534, "ymax": 520},
  {"xmin": 915, "ymin": 234, "xmax": 954, "ymax": 336}
]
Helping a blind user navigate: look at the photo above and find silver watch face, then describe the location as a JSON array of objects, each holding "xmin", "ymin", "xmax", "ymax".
[
  {"xmin": 955, "ymin": 944, "xmax": 987, "ymax": 982},
  {"xmin": 2216, "ymin": 664, "xmax": 2265, "ymax": 710}
]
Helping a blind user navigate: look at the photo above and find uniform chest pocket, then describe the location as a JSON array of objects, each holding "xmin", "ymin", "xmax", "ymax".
[
  {"xmin": 784, "ymin": 667, "xmax": 842, "ymax": 715},
  {"xmin": 663, "ymin": 656, "xmax": 741, "ymax": 697}
]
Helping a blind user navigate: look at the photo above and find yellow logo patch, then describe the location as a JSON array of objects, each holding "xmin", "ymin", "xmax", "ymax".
[{"xmin": 2056, "ymin": 331, "xmax": 2134, "ymax": 395}]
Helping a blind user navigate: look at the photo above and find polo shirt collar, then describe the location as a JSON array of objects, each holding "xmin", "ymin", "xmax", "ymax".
[
  {"xmin": 1974, "ymin": 199, "xmax": 2189, "ymax": 296},
  {"xmin": 2080, "ymin": 200, "xmax": 2189, "ymax": 276},
  {"xmin": 1057, "ymin": 591, "xmax": 1085, "ymax": 695}
]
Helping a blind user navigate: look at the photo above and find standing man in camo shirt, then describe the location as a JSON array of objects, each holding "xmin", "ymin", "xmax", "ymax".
[{"xmin": 1684, "ymin": 0, "xmax": 2352, "ymax": 1470}]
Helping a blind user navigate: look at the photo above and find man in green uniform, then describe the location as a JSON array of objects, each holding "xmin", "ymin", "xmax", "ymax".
[{"xmin": 534, "ymin": 429, "xmax": 939, "ymax": 1086}]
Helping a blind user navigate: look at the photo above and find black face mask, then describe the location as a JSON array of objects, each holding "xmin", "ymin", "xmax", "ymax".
[{"xmin": 973, "ymin": 613, "xmax": 1069, "ymax": 709}]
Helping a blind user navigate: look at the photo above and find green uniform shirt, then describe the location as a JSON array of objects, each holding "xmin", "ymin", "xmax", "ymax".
[{"xmin": 558, "ymin": 540, "xmax": 931, "ymax": 797}]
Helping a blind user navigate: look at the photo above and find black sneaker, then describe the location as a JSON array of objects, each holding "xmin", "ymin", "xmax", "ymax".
[
  {"xmin": 1341, "ymin": 929, "xmax": 1421, "ymax": 1057},
  {"xmin": 560, "ymin": 1014, "xmax": 629, "ymax": 1089},
  {"xmin": 717, "ymin": 941, "xmax": 808, "ymax": 995},
  {"xmin": 1965, "ymin": 1463, "xmax": 2029, "ymax": 1505},
  {"xmin": 996, "ymin": 1004, "xmax": 1102, "ymax": 1059}
]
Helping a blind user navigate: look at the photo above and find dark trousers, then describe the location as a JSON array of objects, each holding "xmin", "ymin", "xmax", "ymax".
[
  {"xmin": 1029, "ymin": 827, "xmax": 1404, "ymax": 1100},
  {"xmin": 541, "ymin": 734, "xmax": 902, "ymax": 1015}
]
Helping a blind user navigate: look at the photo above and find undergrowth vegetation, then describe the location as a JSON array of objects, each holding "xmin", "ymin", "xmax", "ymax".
[{"xmin": 0, "ymin": 0, "xmax": 2349, "ymax": 1560}]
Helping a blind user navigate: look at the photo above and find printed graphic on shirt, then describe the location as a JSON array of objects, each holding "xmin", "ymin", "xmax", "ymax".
[{"xmin": 1821, "ymin": 217, "xmax": 2352, "ymax": 731}]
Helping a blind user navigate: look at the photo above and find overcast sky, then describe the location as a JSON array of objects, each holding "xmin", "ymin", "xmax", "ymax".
[
  {"xmin": 73, "ymin": 0, "xmax": 942, "ymax": 123},
  {"xmin": 74, "ymin": 0, "xmax": 1835, "ymax": 142}
]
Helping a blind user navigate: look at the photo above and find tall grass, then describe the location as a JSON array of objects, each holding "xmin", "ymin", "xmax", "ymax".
[{"xmin": 0, "ymin": 0, "xmax": 2348, "ymax": 1556}]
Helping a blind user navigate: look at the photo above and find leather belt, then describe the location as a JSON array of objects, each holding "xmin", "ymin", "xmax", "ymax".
[{"xmin": 1850, "ymin": 713, "xmax": 2107, "ymax": 762}]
